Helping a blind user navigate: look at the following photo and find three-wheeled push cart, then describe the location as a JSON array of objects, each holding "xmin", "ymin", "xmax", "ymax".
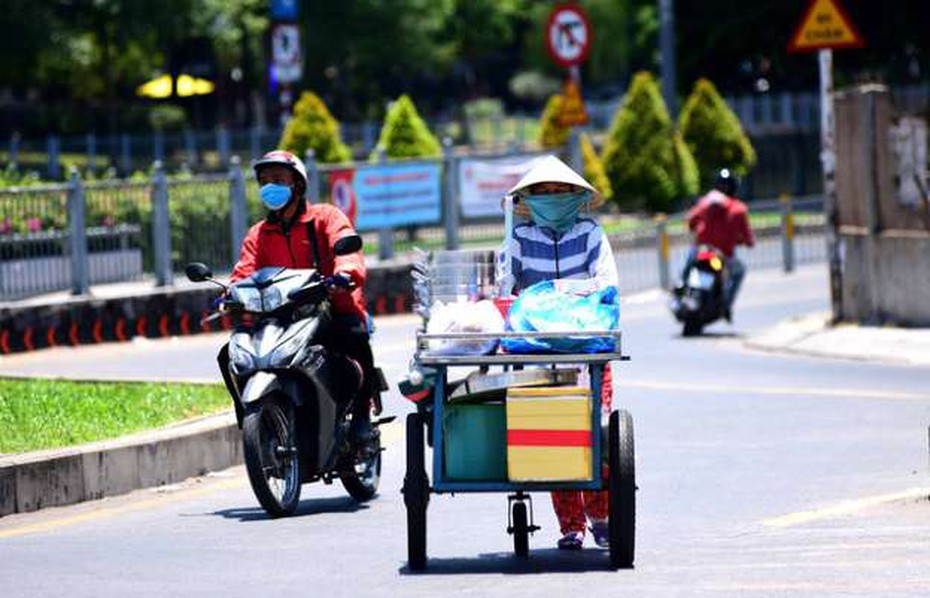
[{"xmin": 402, "ymin": 328, "xmax": 634, "ymax": 571}]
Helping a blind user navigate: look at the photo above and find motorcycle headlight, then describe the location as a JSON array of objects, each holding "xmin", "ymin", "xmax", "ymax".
[
  {"xmin": 269, "ymin": 332, "xmax": 306, "ymax": 366},
  {"xmin": 229, "ymin": 333, "xmax": 256, "ymax": 374}
]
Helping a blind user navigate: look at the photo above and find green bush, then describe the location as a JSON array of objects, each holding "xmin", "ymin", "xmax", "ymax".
[
  {"xmin": 148, "ymin": 104, "xmax": 187, "ymax": 131},
  {"xmin": 279, "ymin": 92, "xmax": 352, "ymax": 164},
  {"xmin": 679, "ymin": 78, "xmax": 756, "ymax": 189},
  {"xmin": 581, "ymin": 133, "xmax": 612, "ymax": 204},
  {"xmin": 537, "ymin": 94, "xmax": 570, "ymax": 149},
  {"xmin": 601, "ymin": 71, "xmax": 698, "ymax": 212},
  {"xmin": 369, "ymin": 95, "xmax": 441, "ymax": 160}
]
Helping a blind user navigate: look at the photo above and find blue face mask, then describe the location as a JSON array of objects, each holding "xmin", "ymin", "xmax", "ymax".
[
  {"xmin": 524, "ymin": 191, "xmax": 590, "ymax": 232},
  {"xmin": 260, "ymin": 183, "xmax": 293, "ymax": 211}
]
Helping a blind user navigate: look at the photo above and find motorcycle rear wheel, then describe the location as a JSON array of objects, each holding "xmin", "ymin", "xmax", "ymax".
[
  {"xmin": 341, "ymin": 429, "xmax": 382, "ymax": 502},
  {"xmin": 242, "ymin": 398, "xmax": 301, "ymax": 517}
]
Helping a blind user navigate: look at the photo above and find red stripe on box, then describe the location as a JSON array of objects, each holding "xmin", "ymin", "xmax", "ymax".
[{"xmin": 507, "ymin": 429, "xmax": 591, "ymax": 447}]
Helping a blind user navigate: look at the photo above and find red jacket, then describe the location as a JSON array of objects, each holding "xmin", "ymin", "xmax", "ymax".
[
  {"xmin": 231, "ymin": 202, "xmax": 368, "ymax": 320},
  {"xmin": 687, "ymin": 190, "xmax": 755, "ymax": 258}
]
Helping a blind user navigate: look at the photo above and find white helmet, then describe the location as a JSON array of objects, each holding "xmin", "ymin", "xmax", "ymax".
[{"xmin": 252, "ymin": 150, "xmax": 309, "ymax": 194}]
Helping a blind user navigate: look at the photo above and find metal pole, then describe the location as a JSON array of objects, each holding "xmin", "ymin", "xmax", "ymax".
[
  {"xmin": 659, "ymin": 0, "xmax": 677, "ymax": 116},
  {"xmin": 377, "ymin": 149, "xmax": 394, "ymax": 261},
  {"xmin": 656, "ymin": 214, "xmax": 670, "ymax": 289},
  {"xmin": 861, "ymin": 87, "xmax": 882, "ymax": 323},
  {"xmin": 780, "ymin": 193, "xmax": 795, "ymax": 273},
  {"xmin": 443, "ymin": 138, "xmax": 460, "ymax": 250},
  {"xmin": 9, "ymin": 131, "xmax": 20, "ymax": 169},
  {"xmin": 67, "ymin": 168, "xmax": 89, "ymax": 295},
  {"xmin": 153, "ymin": 130, "xmax": 165, "ymax": 162},
  {"xmin": 304, "ymin": 149, "xmax": 319, "ymax": 205},
  {"xmin": 86, "ymin": 133, "xmax": 97, "ymax": 175},
  {"xmin": 819, "ymin": 49, "xmax": 842, "ymax": 322},
  {"xmin": 184, "ymin": 128, "xmax": 197, "ymax": 166},
  {"xmin": 217, "ymin": 126, "xmax": 230, "ymax": 167},
  {"xmin": 568, "ymin": 127, "xmax": 583, "ymax": 173},
  {"xmin": 229, "ymin": 156, "xmax": 248, "ymax": 267},
  {"xmin": 47, "ymin": 135, "xmax": 60, "ymax": 180},
  {"xmin": 151, "ymin": 161, "xmax": 172, "ymax": 286}
]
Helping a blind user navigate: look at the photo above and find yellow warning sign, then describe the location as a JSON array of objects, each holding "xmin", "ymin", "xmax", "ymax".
[
  {"xmin": 788, "ymin": 0, "xmax": 864, "ymax": 53},
  {"xmin": 558, "ymin": 78, "xmax": 588, "ymax": 127}
]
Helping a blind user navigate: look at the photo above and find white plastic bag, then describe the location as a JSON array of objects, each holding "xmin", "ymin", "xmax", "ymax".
[{"xmin": 426, "ymin": 299, "xmax": 504, "ymax": 355}]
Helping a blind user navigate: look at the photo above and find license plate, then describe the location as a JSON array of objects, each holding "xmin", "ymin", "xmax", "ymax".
[{"xmin": 687, "ymin": 269, "xmax": 716, "ymax": 290}]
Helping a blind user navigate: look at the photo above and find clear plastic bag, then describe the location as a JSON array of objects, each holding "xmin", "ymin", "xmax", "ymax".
[
  {"xmin": 425, "ymin": 299, "xmax": 504, "ymax": 355},
  {"xmin": 502, "ymin": 278, "xmax": 620, "ymax": 354}
]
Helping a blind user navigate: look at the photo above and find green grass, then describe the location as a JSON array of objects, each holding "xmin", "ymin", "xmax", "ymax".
[{"xmin": 0, "ymin": 379, "xmax": 230, "ymax": 454}]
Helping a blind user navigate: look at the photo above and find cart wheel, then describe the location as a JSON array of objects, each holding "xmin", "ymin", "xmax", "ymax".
[
  {"xmin": 403, "ymin": 412, "xmax": 429, "ymax": 571},
  {"xmin": 608, "ymin": 409, "xmax": 635, "ymax": 569},
  {"xmin": 512, "ymin": 501, "xmax": 529, "ymax": 559}
]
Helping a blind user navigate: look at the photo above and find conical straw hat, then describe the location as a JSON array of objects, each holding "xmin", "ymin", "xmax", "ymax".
[{"xmin": 505, "ymin": 155, "xmax": 604, "ymax": 215}]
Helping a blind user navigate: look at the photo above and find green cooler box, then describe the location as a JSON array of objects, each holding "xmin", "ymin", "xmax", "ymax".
[{"xmin": 442, "ymin": 402, "xmax": 507, "ymax": 480}]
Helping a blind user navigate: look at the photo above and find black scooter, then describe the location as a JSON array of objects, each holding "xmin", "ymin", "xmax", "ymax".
[
  {"xmin": 186, "ymin": 235, "xmax": 391, "ymax": 517},
  {"xmin": 669, "ymin": 244, "xmax": 729, "ymax": 337}
]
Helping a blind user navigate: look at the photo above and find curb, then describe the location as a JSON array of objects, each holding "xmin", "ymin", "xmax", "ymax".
[{"xmin": 0, "ymin": 411, "xmax": 240, "ymax": 517}]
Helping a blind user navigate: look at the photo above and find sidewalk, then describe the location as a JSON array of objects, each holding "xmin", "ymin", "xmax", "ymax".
[{"xmin": 745, "ymin": 311, "xmax": 930, "ymax": 367}]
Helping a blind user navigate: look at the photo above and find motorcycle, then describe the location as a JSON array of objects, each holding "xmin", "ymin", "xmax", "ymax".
[
  {"xmin": 669, "ymin": 244, "xmax": 729, "ymax": 337},
  {"xmin": 185, "ymin": 234, "xmax": 392, "ymax": 517}
]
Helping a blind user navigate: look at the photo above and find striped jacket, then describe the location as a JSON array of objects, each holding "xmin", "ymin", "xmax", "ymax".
[{"xmin": 497, "ymin": 218, "xmax": 619, "ymax": 294}]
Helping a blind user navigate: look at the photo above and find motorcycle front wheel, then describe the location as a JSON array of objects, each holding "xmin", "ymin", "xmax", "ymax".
[
  {"xmin": 242, "ymin": 397, "xmax": 301, "ymax": 517},
  {"xmin": 341, "ymin": 429, "xmax": 382, "ymax": 502}
]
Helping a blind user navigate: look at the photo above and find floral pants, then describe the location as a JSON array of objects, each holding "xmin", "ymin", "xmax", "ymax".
[{"xmin": 551, "ymin": 365, "xmax": 612, "ymax": 535}]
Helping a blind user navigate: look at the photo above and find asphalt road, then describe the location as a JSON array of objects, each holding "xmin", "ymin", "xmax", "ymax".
[{"xmin": 1, "ymin": 263, "xmax": 929, "ymax": 597}]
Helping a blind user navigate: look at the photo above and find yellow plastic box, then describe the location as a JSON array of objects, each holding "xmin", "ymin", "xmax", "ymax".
[{"xmin": 506, "ymin": 387, "xmax": 593, "ymax": 481}]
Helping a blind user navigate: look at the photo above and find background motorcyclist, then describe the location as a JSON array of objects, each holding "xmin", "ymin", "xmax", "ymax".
[
  {"xmin": 228, "ymin": 149, "xmax": 378, "ymax": 441},
  {"xmin": 497, "ymin": 155, "xmax": 618, "ymax": 551},
  {"xmin": 683, "ymin": 168, "xmax": 755, "ymax": 320}
]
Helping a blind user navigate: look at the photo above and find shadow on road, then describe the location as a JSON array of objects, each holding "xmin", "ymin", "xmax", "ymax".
[
  {"xmin": 213, "ymin": 496, "xmax": 369, "ymax": 522},
  {"xmin": 398, "ymin": 548, "xmax": 621, "ymax": 575}
]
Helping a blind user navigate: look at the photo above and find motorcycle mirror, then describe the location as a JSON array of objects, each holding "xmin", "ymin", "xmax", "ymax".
[
  {"xmin": 185, "ymin": 262, "xmax": 213, "ymax": 282},
  {"xmin": 333, "ymin": 234, "xmax": 362, "ymax": 256}
]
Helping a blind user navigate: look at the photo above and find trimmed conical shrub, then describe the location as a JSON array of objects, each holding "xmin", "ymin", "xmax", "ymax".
[
  {"xmin": 601, "ymin": 71, "xmax": 699, "ymax": 212},
  {"xmin": 581, "ymin": 133, "xmax": 612, "ymax": 203},
  {"xmin": 537, "ymin": 94, "xmax": 570, "ymax": 149},
  {"xmin": 369, "ymin": 95, "xmax": 441, "ymax": 160},
  {"xmin": 679, "ymin": 78, "xmax": 756, "ymax": 189},
  {"xmin": 279, "ymin": 92, "xmax": 352, "ymax": 163}
]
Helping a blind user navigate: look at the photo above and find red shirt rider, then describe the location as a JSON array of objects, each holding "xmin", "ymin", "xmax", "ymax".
[{"xmin": 687, "ymin": 189, "xmax": 755, "ymax": 258}]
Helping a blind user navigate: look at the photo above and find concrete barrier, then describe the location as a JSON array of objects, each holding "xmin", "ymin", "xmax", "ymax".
[{"xmin": 0, "ymin": 411, "xmax": 240, "ymax": 517}]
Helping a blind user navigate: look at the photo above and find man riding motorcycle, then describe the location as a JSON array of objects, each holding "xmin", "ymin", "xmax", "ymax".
[
  {"xmin": 682, "ymin": 168, "xmax": 755, "ymax": 321},
  {"xmin": 226, "ymin": 149, "xmax": 378, "ymax": 441}
]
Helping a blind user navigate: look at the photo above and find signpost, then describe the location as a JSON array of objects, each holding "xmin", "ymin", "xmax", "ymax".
[
  {"xmin": 545, "ymin": 3, "xmax": 591, "ymax": 130},
  {"xmin": 788, "ymin": 0, "xmax": 864, "ymax": 322},
  {"xmin": 270, "ymin": 0, "xmax": 303, "ymax": 126}
]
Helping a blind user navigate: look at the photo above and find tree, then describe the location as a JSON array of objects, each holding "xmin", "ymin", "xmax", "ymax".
[
  {"xmin": 279, "ymin": 92, "xmax": 352, "ymax": 163},
  {"xmin": 601, "ymin": 71, "xmax": 698, "ymax": 212},
  {"xmin": 678, "ymin": 78, "xmax": 756, "ymax": 189},
  {"xmin": 581, "ymin": 133, "xmax": 613, "ymax": 204},
  {"xmin": 537, "ymin": 94, "xmax": 570, "ymax": 148},
  {"xmin": 369, "ymin": 95, "xmax": 441, "ymax": 160}
]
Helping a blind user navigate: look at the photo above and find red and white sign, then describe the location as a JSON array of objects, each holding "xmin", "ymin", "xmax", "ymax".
[
  {"xmin": 545, "ymin": 3, "xmax": 592, "ymax": 68},
  {"xmin": 329, "ymin": 169, "xmax": 357, "ymax": 225},
  {"xmin": 457, "ymin": 155, "xmax": 548, "ymax": 218}
]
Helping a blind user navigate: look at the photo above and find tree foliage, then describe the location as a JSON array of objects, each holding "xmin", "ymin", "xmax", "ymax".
[
  {"xmin": 601, "ymin": 71, "xmax": 698, "ymax": 212},
  {"xmin": 279, "ymin": 92, "xmax": 352, "ymax": 164},
  {"xmin": 581, "ymin": 133, "xmax": 612, "ymax": 204},
  {"xmin": 678, "ymin": 78, "xmax": 756, "ymax": 188},
  {"xmin": 369, "ymin": 95, "xmax": 442, "ymax": 160},
  {"xmin": 537, "ymin": 94, "xmax": 570, "ymax": 149}
]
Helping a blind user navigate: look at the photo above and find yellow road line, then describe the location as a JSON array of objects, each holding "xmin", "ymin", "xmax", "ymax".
[
  {"xmin": 619, "ymin": 379, "xmax": 930, "ymax": 401},
  {"xmin": 0, "ymin": 421, "xmax": 405, "ymax": 539},
  {"xmin": 761, "ymin": 487, "xmax": 930, "ymax": 528}
]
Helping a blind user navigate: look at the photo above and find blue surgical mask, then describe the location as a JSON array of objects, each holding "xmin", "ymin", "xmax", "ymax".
[
  {"xmin": 260, "ymin": 183, "xmax": 293, "ymax": 210},
  {"xmin": 524, "ymin": 191, "xmax": 590, "ymax": 232}
]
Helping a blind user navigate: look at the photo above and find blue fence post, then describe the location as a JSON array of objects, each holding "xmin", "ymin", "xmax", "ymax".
[
  {"xmin": 217, "ymin": 126, "xmax": 230, "ymax": 167},
  {"xmin": 303, "ymin": 149, "xmax": 320, "ymax": 205},
  {"xmin": 47, "ymin": 135, "xmax": 61, "ymax": 180},
  {"xmin": 443, "ymin": 138, "xmax": 460, "ymax": 251},
  {"xmin": 67, "ymin": 167, "xmax": 90, "ymax": 295},
  {"xmin": 153, "ymin": 130, "xmax": 165, "ymax": 163},
  {"xmin": 229, "ymin": 156, "xmax": 248, "ymax": 267},
  {"xmin": 377, "ymin": 149, "xmax": 394, "ymax": 261},
  {"xmin": 249, "ymin": 125, "xmax": 262, "ymax": 162},
  {"xmin": 362, "ymin": 120, "xmax": 377, "ymax": 156},
  {"xmin": 85, "ymin": 133, "xmax": 97, "ymax": 175},
  {"xmin": 151, "ymin": 161, "xmax": 172, "ymax": 286},
  {"xmin": 120, "ymin": 134, "xmax": 132, "ymax": 175}
]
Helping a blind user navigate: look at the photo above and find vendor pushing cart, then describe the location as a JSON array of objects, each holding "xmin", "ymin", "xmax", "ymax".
[{"xmin": 400, "ymin": 156, "xmax": 636, "ymax": 570}]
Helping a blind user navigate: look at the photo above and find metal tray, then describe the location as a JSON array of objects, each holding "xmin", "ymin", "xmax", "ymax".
[{"xmin": 449, "ymin": 368, "xmax": 578, "ymax": 403}]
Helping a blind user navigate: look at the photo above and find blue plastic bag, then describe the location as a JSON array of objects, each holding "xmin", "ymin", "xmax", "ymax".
[{"xmin": 501, "ymin": 278, "xmax": 620, "ymax": 354}]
